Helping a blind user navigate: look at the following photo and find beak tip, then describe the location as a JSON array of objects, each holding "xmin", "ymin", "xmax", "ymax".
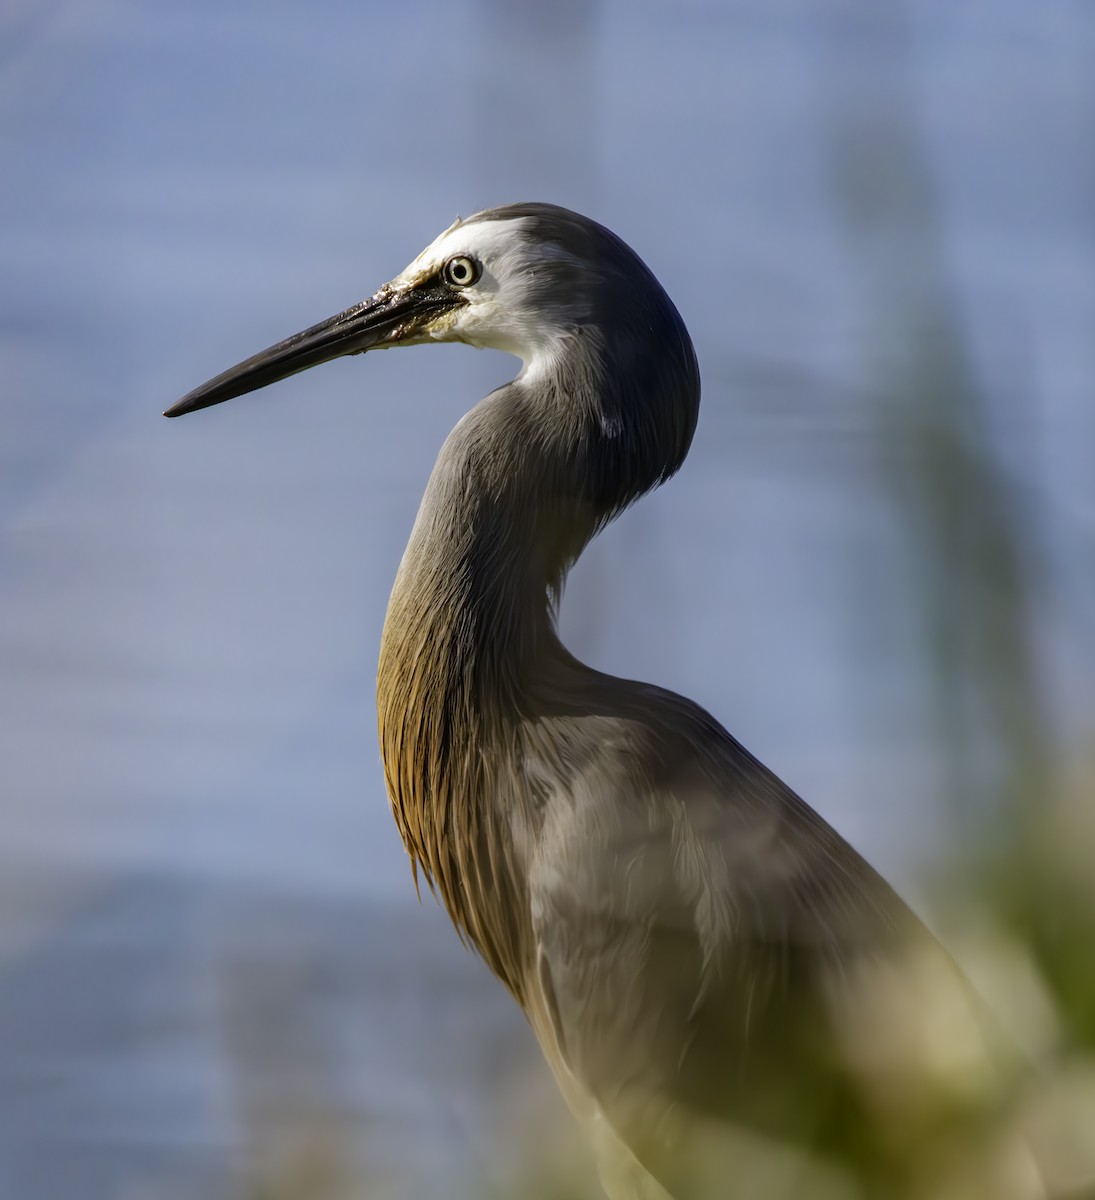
[
  {"xmin": 163, "ymin": 284, "xmax": 419, "ymax": 422},
  {"xmin": 163, "ymin": 393, "xmax": 211, "ymax": 419}
]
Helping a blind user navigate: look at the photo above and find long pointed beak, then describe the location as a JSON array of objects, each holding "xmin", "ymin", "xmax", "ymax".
[{"xmin": 164, "ymin": 281, "xmax": 457, "ymax": 418}]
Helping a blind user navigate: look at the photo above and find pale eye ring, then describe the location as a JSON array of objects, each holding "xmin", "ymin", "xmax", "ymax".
[{"xmin": 443, "ymin": 255, "xmax": 481, "ymax": 288}]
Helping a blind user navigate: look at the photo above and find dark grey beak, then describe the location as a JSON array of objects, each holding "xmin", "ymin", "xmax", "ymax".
[{"xmin": 164, "ymin": 281, "xmax": 459, "ymax": 418}]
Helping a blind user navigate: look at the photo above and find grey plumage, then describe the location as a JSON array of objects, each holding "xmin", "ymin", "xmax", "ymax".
[{"xmin": 167, "ymin": 204, "xmax": 1034, "ymax": 1199}]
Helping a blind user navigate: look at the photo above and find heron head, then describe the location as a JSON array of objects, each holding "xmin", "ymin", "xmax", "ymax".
[
  {"xmin": 164, "ymin": 203, "xmax": 697, "ymax": 420},
  {"xmin": 380, "ymin": 204, "xmax": 667, "ymax": 369}
]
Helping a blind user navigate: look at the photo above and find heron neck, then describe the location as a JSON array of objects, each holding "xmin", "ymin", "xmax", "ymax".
[
  {"xmin": 382, "ymin": 383, "xmax": 588, "ymax": 679},
  {"xmin": 376, "ymin": 382, "xmax": 597, "ymax": 988}
]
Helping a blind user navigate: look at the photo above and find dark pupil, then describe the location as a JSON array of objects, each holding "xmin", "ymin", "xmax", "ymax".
[{"xmin": 451, "ymin": 260, "xmax": 468, "ymax": 281}]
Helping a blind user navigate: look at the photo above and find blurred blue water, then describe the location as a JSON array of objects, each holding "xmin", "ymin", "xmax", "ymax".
[{"xmin": 1, "ymin": 1, "xmax": 1093, "ymax": 1196}]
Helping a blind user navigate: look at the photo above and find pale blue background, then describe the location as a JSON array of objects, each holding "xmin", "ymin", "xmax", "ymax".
[{"xmin": 1, "ymin": 2, "xmax": 1092, "ymax": 1196}]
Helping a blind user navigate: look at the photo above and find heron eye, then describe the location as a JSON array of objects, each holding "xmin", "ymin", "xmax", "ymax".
[{"xmin": 443, "ymin": 256, "xmax": 481, "ymax": 288}]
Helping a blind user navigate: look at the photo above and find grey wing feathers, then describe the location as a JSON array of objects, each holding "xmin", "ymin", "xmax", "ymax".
[{"xmin": 524, "ymin": 696, "xmax": 1013, "ymax": 1195}]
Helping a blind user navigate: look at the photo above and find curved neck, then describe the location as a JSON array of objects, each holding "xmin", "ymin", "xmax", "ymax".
[
  {"xmin": 375, "ymin": 333, "xmax": 698, "ymax": 991},
  {"xmin": 376, "ymin": 381, "xmax": 597, "ymax": 990},
  {"xmin": 386, "ymin": 382, "xmax": 593, "ymax": 677}
]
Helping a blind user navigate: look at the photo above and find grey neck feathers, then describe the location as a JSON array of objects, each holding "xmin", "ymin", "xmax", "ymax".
[{"xmin": 376, "ymin": 319, "xmax": 700, "ymax": 995}]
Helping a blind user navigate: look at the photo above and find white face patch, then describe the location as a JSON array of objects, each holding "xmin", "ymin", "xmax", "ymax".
[{"xmin": 390, "ymin": 215, "xmax": 580, "ymax": 373}]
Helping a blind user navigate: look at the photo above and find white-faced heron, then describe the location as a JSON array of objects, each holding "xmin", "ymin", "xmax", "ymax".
[{"xmin": 166, "ymin": 204, "xmax": 1040, "ymax": 1199}]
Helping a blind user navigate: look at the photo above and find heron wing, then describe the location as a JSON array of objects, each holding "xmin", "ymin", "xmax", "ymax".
[{"xmin": 523, "ymin": 687, "xmax": 1013, "ymax": 1194}]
